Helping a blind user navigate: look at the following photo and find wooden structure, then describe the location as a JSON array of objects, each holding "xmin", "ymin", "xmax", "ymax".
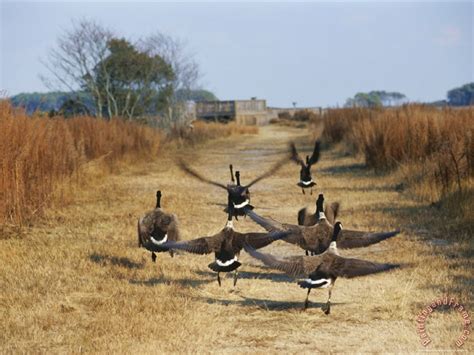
[{"xmin": 195, "ymin": 99, "xmax": 271, "ymax": 125}]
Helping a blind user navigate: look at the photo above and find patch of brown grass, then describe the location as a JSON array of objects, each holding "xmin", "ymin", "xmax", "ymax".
[
  {"xmin": 321, "ymin": 105, "xmax": 474, "ymax": 212},
  {"xmin": 1, "ymin": 125, "xmax": 472, "ymax": 352}
]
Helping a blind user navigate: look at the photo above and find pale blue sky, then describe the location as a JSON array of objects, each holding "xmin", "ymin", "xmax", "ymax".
[{"xmin": 1, "ymin": 1, "xmax": 472, "ymax": 107}]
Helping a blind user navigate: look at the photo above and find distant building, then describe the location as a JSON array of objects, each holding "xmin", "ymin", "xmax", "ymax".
[
  {"xmin": 195, "ymin": 99, "xmax": 271, "ymax": 125},
  {"xmin": 195, "ymin": 98, "xmax": 323, "ymax": 125}
]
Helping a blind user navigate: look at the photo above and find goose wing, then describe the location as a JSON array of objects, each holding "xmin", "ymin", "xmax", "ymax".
[
  {"xmin": 290, "ymin": 142, "xmax": 305, "ymax": 167},
  {"xmin": 337, "ymin": 228, "xmax": 401, "ymax": 249},
  {"xmin": 322, "ymin": 255, "xmax": 400, "ymax": 278},
  {"xmin": 244, "ymin": 157, "xmax": 288, "ymax": 189},
  {"xmin": 246, "ymin": 210, "xmax": 303, "ymax": 245},
  {"xmin": 177, "ymin": 160, "xmax": 228, "ymax": 190},
  {"xmin": 297, "ymin": 207, "xmax": 308, "ymax": 226},
  {"xmin": 307, "ymin": 140, "xmax": 321, "ymax": 166},
  {"xmin": 166, "ymin": 215, "xmax": 181, "ymax": 242},
  {"xmin": 324, "ymin": 202, "xmax": 340, "ymax": 225},
  {"xmin": 234, "ymin": 231, "xmax": 289, "ymax": 250},
  {"xmin": 150, "ymin": 234, "xmax": 222, "ymax": 255},
  {"xmin": 244, "ymin": 245, "xmax": 307, "ymax": 278},
  {"xmin": 245, "ymin": 209, "xmax": 286, "ymax": 232}
]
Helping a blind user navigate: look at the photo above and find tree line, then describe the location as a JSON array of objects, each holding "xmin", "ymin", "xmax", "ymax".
[
  {"xmin": 344, "ymin": 83, "xmax": 473, "ymax": 108},
  {"xmin": 36, "ymin": 19, "xmax": 215, "ymax": 125}
]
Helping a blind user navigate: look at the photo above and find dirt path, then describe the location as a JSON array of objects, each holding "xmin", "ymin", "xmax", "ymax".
[{"xmin": 2, "ymin": 125, "xmax": 472, "ymax": 353}]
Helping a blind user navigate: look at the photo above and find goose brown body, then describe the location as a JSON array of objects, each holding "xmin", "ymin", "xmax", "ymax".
[
  {"xmin": 138, "ymin": 191, "xmax": 181, "ymax": 261},
  {"xmin": 297, "ymin": 193, "xmax": 340, "ymax": 226}
]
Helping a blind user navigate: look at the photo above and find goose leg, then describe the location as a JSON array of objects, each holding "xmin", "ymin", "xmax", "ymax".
[
  {"xmin": 217, "ymin": 272, "xmax": 221, "ymax": 287},
  {"xmin": 322, "ymin": 288, "xmax": 332, "ymax": 315},
  {"xmin": 310, "ymin": 188, "xmax": 313, "ymax": 195},
  {"xmin": 169, "ymin": 250, "xmax": 174, "ymax": 258},
  {"xmin": 302, "ymin": 188, "xmax": 305, "ymax": 194},
  {"xmin": 233, "ymin": 270, "xmax": 238, "ymax": 287},
  {"xmin": 151, "ymin": 252, "xmax": 157, "ymax": 263},
  {"xmin": 303, "ymin": 288, "xmax": 311, "ymax": 310},
  {"xmin": 305, "ymin": 250, "xmax": 309, "ymax": 256}
]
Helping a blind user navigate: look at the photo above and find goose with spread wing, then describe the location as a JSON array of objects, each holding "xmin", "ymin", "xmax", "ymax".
[
  {"xmin": 142, "ymin": 206, "xmax": 289, "ymax": 287},
  {"xmin": 178, "ymin": 156, "xmax": 288, "ymax": 220},
  {"xmin": 244, "ymin": 222, "xmax": 400, "ymax": 314},
  {"xmin": 290, "ymin": 140, "xmax": 321, "ymax": 194}
]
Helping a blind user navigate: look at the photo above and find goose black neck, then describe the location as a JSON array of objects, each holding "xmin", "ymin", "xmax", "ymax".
[
  {"xmin": 305, "ymin": 155, "xmax": 310, "ymax": 165},
  {"xmin": 235, "ymin": 171, "xmax": 241, "ymax": 186},
  {"xmin": 227, "ymin": 199, "xmax": 233, "ymax": 221},
  {"xmin": 316, "ymin": 194, "xmax": 324, "ymax": 213},
  {"xmin": 332, "ymin": 222, "xmax": 342, "ymax": 242},
  {"xmin": 229, "ymin": 164, "xmax": 235, "ymax": 183},
  {"xmin": 156, "ymin": 191, "xmax": 162, "ymax": 208}
]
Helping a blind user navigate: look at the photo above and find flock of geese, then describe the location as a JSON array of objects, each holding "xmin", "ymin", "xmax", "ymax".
[{"xmin": 137, "ymin": 140, "xmax": 401, "ymax": 315}]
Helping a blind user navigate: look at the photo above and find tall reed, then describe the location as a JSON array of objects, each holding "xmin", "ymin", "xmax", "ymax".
[
  {"xmin": 321, "ymin": 105, "xmax": 474, "ymax": 203},
  {"xmin": 0, "ymin": 101, "xmax": 162, "ymax": 225}
]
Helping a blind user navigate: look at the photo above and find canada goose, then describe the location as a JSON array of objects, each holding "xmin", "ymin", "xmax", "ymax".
[
  {"xmin": 145, "ymin": 207, "xmax": 289, "ymax": 287},
  {"xmin": 178, "ymin": 156, "xmax": 288, "ymax": 220},
  {"xmin": 222, "ymin": 170, "xmax": 249, "ymax": 219},
  {"xmin": 138, "ymin": 190, "xmax": 181, "ymax": 262},
  {"xmin": 297, "ymin": 193, "xmax": 340, "ymax": 227},
  {"xmin": 246, "ymin": 209, "xmax": 400, "ymax": 255},
  {"xmin": 244, "ymin": 222, "xmax": 400, "ymax": 314},
  {"xmin": 290, "ymin": 140, "xmax": 321, "ymax": 194}
]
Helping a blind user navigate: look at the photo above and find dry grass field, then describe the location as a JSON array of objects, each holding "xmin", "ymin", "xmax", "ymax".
[{"xmin": 1, "ymin": 124, "xmax": 472, "ymax": 353}]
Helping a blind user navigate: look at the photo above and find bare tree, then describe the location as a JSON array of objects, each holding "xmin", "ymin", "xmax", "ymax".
[
  {"xmin": 140, "ymin": 32, "xmax": 200, "ymax": 126},
  {"xmin": 41, "ymin": 19, "xmax": 114, "ymax": 118}
]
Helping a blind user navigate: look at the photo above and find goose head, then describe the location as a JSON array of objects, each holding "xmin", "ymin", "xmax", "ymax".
[{"xmin": 235, "ymin": 171, "xmax": 241, "ymax": 186}]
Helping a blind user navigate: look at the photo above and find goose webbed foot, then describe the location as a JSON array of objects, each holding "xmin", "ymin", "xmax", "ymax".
[
  {"xmin": 151, "ymin": 252, "xmax": 157, "ymax": 263},
  {"xmin": 303, "ymin": 289, "xmax": 311, "ymax": 310},
  {"xmin": 322, "ymin": 302, "xmax": 331, "ymax": 315},
  {"xmin": 322, "ymin": 288, "xmax": 332, "ymax": 315},
  {"xmin": 217, "ymin": 272, "xmax": 222, "ymax": 287},
  {"xmin": 233, "ymin": 270, "xmax": 238, "ymax": 287}
]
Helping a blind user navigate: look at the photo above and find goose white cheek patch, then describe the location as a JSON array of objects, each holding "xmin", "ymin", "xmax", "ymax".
[
  {"xmin": 150, "ymin": 234, "xmax": 168, "ymax": 245},
  {"xmin": 304, "ymin": 278, "xmax": 332, "ymax": 288},
  {"xmin": 233, "ymin": 199, "xmax": 250, "ymax": 209},
  {"xmin": 216, "ymin": 256, "xmax": 238, "ymax": 267}
]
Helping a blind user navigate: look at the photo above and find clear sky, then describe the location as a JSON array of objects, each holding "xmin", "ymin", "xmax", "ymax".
[{"xmin": 1, "ymin": 1, "xmax": 472, "ymax": 107}]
